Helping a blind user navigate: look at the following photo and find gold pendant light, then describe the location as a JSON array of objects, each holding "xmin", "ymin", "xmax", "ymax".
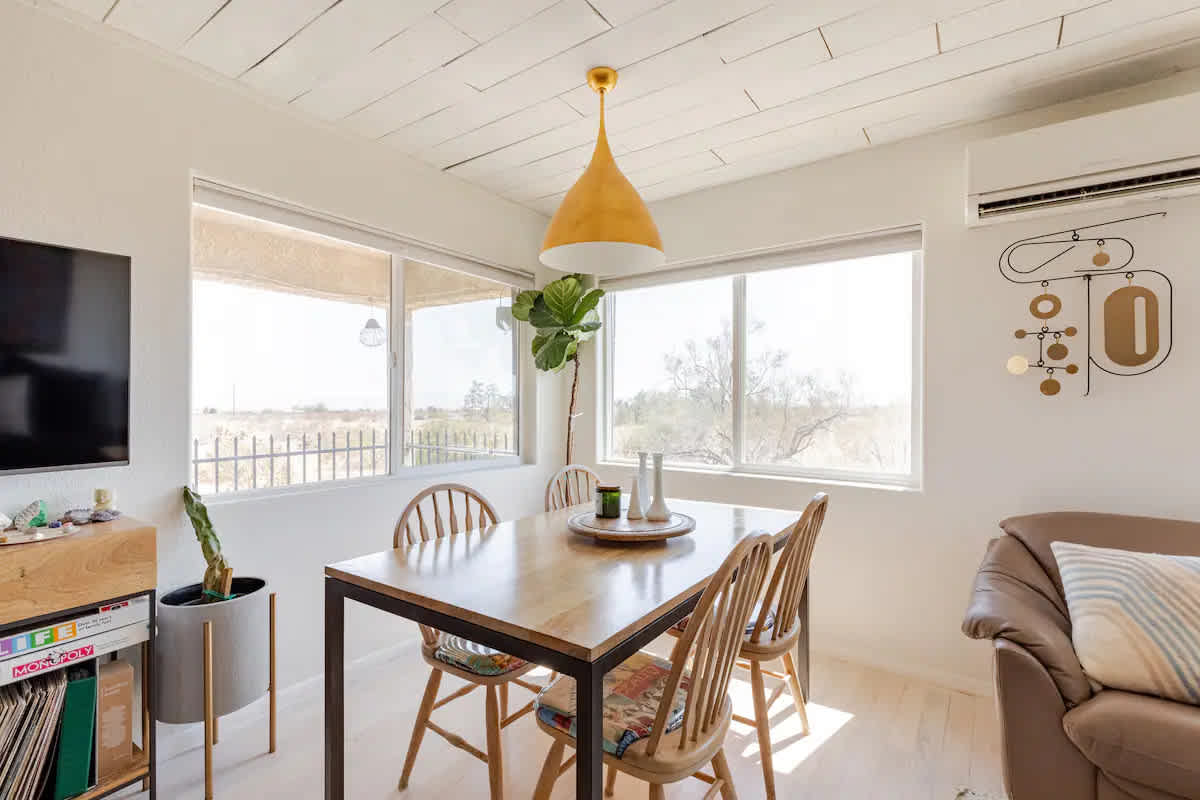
[{"xmin": 539, "ymin": 67, "xmax": 665, "ymax": 275}]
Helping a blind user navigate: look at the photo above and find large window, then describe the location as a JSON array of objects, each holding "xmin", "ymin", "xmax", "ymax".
[
  {"xmin": 190, "ymin": 194, "xmax": 523, "ymax": 495},
  {"xmin": 604, "ymin": 236, "xmax": 920, "ymax": 486},
  {"xmin": 610, "ymin": 277, "xmax": 733, "ymax": 467},
  {"xmin": 403, "ymin": 260, "xmax": 518, "ymax": 467}
]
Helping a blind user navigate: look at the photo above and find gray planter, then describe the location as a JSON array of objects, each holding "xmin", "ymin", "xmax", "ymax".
[{"xmin": 156, "ymin": 577, "xmax": 270, "ymax": 723}]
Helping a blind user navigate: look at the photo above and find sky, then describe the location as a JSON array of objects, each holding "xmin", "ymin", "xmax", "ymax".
[
  {"xmin": 409, "ymin": 297, "xmax": 516, "ymax": 409},
  {"xmin": 192, "ymin": 251, "xmax": 912, "ymax": 415},
  {"xmin": 191, "ymin": 281, "xmax": 514, "ymax": 412},
  {"xmin": 611, "ymin": 252, "xmax": 915, "ymax": 406}
]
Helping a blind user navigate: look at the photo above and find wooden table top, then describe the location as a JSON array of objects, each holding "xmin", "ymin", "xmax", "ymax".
[{"xmin": 325, "ymin": 499, "xmax": 800, "ymax": 661}]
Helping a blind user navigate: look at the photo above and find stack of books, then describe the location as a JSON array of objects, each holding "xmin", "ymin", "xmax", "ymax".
[{"xmin": 0, "ymin": 597, "xmax": 149, "ymax": 799}]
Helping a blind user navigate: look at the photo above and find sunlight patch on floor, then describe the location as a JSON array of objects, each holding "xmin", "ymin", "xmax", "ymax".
[
  {"xmin": 727, "ymin": 675, "xmax": 853, "ymax": 775},
  {"xmin": 770, "ymin": 701, "xmax": 854, "ymax": 773},
  {"xmin": 527, "ymin": 665, "xmax": 556, "ymax": 680}
]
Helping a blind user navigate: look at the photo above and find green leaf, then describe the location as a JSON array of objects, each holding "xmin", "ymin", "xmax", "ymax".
[
  {"xmin": 511, "ymin": 290, "xmax": 539, "ymax": 321},
  {"xmin": 564, "ymin": 308, "xmax": 601, "ymax": 341},
  {"xmin": 531, "ymin": 332, "xmax": 551, "ymax": 357},
  {"xmin": 566, "ymin": 322, "xmax": 600, "ymax": 344},
  {"xmin": 542, "ymin": 276, "xmax": 583, "ymax": 324},
  {"xmin": 534, "ymin": 331, "xmax": 573, "ymax": 371},
  {"xmin": 570, "ymin": 289, "xmax": 604, "ymax": 325},
  {"xmin": 528, "ymin": 296, "xmax": 561, "ymax": 329}
]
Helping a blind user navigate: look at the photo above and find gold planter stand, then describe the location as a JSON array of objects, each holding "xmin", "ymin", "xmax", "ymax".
[{"xmin": 201, "ymin": 592, "xmax": 277, "ymax": 799}]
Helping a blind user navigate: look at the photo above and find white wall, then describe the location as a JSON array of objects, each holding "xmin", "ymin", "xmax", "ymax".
[
  {"xmin": 8, "ymin": 0, "xmax": 1200, "ymax": 745},
  {"xmin": 581, "ymin": 69, "xmax": 1200, "ymax": 694},
  {"xmin": 0, "ymin": 0, "xmax": 565, "ymax": 749}
]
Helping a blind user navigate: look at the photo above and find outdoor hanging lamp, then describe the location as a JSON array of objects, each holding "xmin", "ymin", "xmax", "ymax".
[
  {"xmin": 358, "ymin": 316, "xmax": 385, "ymax": 347},
  {"xmin": 539, "ymin": 66, "xmax": 664, "ymax": 275}
]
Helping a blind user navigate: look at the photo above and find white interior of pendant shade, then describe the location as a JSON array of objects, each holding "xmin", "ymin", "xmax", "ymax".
[{"xmin": 539, "ymin": 241, "xmax": 666, "ymax": 276}]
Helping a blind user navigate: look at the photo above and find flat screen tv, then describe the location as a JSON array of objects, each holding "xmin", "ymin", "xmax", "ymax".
[{"xmin": 0, "ymin": 236, "xmax": 130, "ymax": 474}]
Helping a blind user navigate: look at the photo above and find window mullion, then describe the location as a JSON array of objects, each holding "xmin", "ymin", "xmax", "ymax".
[
  {"xmin": 511, "ymin": 288, "xmax": 522, "ymax": 461},
  {"xmin": 731, "ymin": 275, "xmax": 746, "ymax": 467},
  {"xmin": 602, "ymin": 293, "xmax": 616, "ymax": 462},
  {"xmin": 389, "ymin": 252, "xmax": 405, "ymax": 475}
]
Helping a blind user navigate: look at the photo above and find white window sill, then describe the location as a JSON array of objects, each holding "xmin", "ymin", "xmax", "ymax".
[
  {"xmin": 597, "ymin": 460, "xmax": 921, "ymax": 493},
  {"xmin": 197, "ymin": 456, "xmax": 526, "ymax": 506}
]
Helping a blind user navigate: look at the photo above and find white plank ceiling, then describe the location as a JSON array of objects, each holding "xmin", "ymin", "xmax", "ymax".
[{"xmin": 49, "ymin": 0, "xmax": 1200, "ymax": 212}]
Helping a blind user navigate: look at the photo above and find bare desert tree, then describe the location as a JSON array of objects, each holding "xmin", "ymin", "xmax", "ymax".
[{"xmin": 618, "ymin": 320, "xmax": 854, "ymax": 466}]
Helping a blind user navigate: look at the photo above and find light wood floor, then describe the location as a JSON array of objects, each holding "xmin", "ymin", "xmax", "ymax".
[{"xmin": 130, "ymin": 650, "xmax": 1003, "ymax": 799}]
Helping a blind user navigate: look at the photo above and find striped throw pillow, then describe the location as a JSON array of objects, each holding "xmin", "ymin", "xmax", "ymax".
[{"xmin": 1053, "ymin": 541, "xmax": 1200, "ymax": 704}]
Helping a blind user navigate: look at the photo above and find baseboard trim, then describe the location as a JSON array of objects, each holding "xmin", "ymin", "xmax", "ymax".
[
  {"xmin": 813, "ymin": 640, "xmax": 995, "ymax": 698},
  {"xmin": 155, "ymin": 637, "xmax": 420, "ymax": 763}
]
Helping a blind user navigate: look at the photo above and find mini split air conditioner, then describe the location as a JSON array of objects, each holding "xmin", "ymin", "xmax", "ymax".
[{"xmin": 966, "ymin": 91, "xmax": 1200, "ymax": 226}]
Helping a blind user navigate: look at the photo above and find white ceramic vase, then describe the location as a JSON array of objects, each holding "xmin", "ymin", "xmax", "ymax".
[
  {"xmin": 645, "ymin": 453, "xmax": 671, "ymax": 522},
  {"xmin": 626, "ymin": 475, "xmax": 644, "ymax": 519},
  {"xmin": 636, "ymin": 452, "xmax": 649, "ymax": 503},
  {"xmin": 627, "ymin": 453, "xmax": 648, "ymax": 519}
]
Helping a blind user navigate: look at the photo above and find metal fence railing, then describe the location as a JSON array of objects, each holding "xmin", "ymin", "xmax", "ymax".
[
  {"xmin": 192, "ymin": 429, "xmax": 391, "ymax": 495},
  {"xmin": 406, "ymin": 429, "xmax": 515, "ymax": 466},
  {"xmin": 191, "ymin": 428, "xmax": 517, "ymax": 494}
]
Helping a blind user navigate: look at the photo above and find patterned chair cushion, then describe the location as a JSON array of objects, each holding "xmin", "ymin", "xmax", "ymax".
[
  {"xmin": 535, "ymin": 651, "xmax": 691, "ymax": 758},
  {"xmin": 432, "ymin": 635, "xmax": 527, "ymax": 677},
  {"xmin": 673, "ymin": 604, "xmax": 776, "ymax": 640},
  {"xmin": 1053, "ymin": 541, "xmax": 1200, "ymax": 704}
]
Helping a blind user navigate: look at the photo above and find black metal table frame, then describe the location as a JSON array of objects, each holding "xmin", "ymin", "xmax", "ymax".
[{"xmin": 325, "ymin": 563, "xmax": 807, "ymax": 800}]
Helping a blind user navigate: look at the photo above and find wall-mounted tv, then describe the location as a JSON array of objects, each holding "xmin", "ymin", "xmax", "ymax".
[{"xmin": 0, "ymin": 236, "xmax": 130, "ymax": 474}]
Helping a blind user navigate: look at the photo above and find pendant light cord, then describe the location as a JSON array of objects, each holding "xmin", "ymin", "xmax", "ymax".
[{"xmin": 596, "ymin": 85, "xmax": 609, "ymax": 151}]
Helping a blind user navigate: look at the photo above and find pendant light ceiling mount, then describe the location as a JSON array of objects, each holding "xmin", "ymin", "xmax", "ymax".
[
  {"xmin": 586, "ymin": 66, "xmax": 618, "ymax": 93},
  {"xmin": 539, "ymin": 66, "xmax": 665, "ymax": 277}
]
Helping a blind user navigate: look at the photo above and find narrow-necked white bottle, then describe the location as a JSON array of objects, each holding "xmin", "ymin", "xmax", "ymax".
[
  {"xmin": 636, "ymin": 452, "xmax": 649, "ymax": 501},
  {"xmin": 645, "ymin": 452, "xmax": 671, "ymax": 522}
]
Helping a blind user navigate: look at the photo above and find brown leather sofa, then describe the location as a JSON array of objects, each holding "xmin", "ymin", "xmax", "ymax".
[{"xmin": 962, "ymin": 512, "xmax": 1200, "ymax": 800}]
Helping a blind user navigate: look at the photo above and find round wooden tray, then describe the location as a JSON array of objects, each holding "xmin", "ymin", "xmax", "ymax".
[
  {"xmin": 0, "ymin": 526, "xmax": 78, "ymax": 546},
  {"xmin": 567, "ymin": 511, "xmax": 696, "ymax": 542}
]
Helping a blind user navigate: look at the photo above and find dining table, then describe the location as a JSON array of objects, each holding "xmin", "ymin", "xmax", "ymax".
[{"xmin": 323, "ymin": 497, "xmax": 809, "ymax": 800}]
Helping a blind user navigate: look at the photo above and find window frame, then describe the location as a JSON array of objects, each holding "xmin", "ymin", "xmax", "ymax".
[
  {"xmin": 190, "ymin": 179, "xmax": 531, "ymax": 500},
  {"xmin": 397, "ymin": 255, "xmax": 524, "ymax": 478},
  {"xmin": 600, "ymin": 231, "xmax": 923, "ymax": 490}
]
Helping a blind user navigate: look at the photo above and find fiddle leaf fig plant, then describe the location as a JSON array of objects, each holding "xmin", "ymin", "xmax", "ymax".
[{"xmin": 511, "ymin": 273, "xmax": 604, "ymax": 463}]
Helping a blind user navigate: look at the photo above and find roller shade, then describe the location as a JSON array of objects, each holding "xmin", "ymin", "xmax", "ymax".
[
  {"xmin": 403, "ymin": 259, "xmax": 510, "ymax": 311},
  {"xmin": 192, "ymin": 206, "xmax": 511, "ymax": 310},
  {"xmin": 192, "ymin": 179, "xmax": 534, "ymax": 301},
  {"xmin": 192, "ymin": 204, "xmax": 390, "ymax": 307},
  {"xmin": 601, "ymin": 225, "xmax": 923, "ymax": 291}
]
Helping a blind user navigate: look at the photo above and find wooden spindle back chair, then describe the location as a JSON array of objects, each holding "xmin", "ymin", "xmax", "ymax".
[
  {"xmin": 748, "ymin": 491, "xmax": 828, "ymax": 646},
  {"xmin": 741, "ymin": 492, "xmax": 829, "ymax": 800},
  {"xmin": 391, "ymin": 483, "xmax": 536, "ymax": 800},
  {"xmin": 533, "ymin": 532, "xmax": 774, "ymax": 800},
  {"xmin": 653, "ymin": 534, "xmax": 773, "ymax": 760},
  {"xmin": 394, "ymin": 482, "xmax": 498, "ymax": 546},
  {"xmin": 544, "ymin": 464, "xmax": 601, "ymax": 511},
  {"xmin": 394, "ymin": 483, "xmax": 500, "ymax": 648}
]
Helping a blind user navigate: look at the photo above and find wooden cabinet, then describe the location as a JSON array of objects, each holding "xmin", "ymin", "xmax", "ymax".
[
  {"xmin": 0, "ymin": 517, "xmax": 157, "ymax": 799},
  {"xmin": 0, "ymin": 517, "xmax": 156, "ymax": 625}
]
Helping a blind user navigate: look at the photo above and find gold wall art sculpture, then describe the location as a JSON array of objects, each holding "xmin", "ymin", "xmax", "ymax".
[
  {"xmin": 1008, "ymin": 292, "xmax": 1078, "ymax": 395},
  {"xmin": 1104, "ymin": 282, "xmax": 1160, "ymax": 367},
  {"xmin": 997, "ymin": 213, "xmax": 1173, "ymax": 397}
]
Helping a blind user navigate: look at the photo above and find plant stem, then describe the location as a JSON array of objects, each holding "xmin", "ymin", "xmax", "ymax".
[{"xmin": 566, "ymin": 352, "xmax": 580, "ymax": 464}]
